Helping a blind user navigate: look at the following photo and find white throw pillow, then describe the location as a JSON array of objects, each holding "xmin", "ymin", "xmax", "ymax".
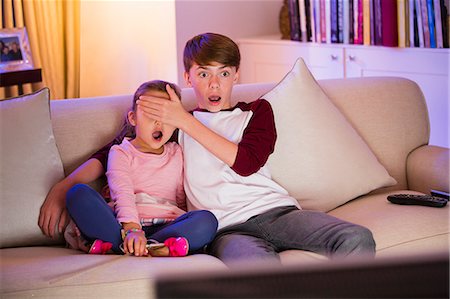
[
  {"xmin": 264, "ymin": 58, "xmax": 396, "ymax": 211},
  {"xmin": 0, "ymin": 88, "xmax": 65, "ymax": 247}
]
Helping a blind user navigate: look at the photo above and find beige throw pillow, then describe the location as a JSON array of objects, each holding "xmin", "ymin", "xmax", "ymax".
[
  {"xmin": 264, "ymin": 58, "xmax": 396, "ymax": 211},
  {"xmin": 0, "ymin": 88, "xmax": 65, "ymax": 247}
]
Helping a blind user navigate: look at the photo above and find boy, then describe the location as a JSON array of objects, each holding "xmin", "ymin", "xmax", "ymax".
[{"xmin": 138, "ymin": 33, "xmax": 376, "ymax": 265}]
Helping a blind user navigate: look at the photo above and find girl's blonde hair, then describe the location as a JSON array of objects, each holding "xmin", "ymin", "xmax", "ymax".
[{"xmin": 114, "ymin": 80, "xmax": 181, "ymax": 143}]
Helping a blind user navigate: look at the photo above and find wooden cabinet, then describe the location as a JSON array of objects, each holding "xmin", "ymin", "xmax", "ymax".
[{"xmin": 238, "ymin": 36, "xmax": 449, "ymax": 147}]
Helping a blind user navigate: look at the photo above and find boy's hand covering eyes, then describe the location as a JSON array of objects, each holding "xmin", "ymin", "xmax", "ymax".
[{"xmin": 137, "ymin": 85, "xmax": 189, "ymax": 129}]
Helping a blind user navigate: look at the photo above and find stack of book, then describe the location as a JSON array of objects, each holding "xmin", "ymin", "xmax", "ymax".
[{"xmin": 288, "ymin": 0, "xmax": 449, "ymax": 48}]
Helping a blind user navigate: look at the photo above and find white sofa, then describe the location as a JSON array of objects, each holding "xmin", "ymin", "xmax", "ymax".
[{"xmin": 1, "ymin": 73, "xmax": 448, "ymax": 298}]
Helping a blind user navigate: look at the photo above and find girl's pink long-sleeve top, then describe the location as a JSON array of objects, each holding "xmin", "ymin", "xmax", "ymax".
[{"xmin": 106, "ymin": 138, "xmax": 186, "ymax": 225}]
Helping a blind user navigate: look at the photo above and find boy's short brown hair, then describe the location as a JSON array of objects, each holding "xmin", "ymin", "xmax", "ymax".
[{"xmin": 183, "ymin": 33, "xmax": 241, "ymax": 72}]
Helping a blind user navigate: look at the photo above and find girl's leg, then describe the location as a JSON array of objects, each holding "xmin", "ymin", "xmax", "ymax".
[
  {"xmin": 66, "ymin": 184, "xmax": 122, "ymax": 253},
  {"xmin": 149, "ymin": 210, "xmax": 218, "ymax": 253}
]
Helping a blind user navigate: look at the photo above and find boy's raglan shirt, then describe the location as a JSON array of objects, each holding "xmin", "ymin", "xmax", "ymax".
[
  {"xmin": 106, "ymin": 139, "xmax": 186, "ymax": 225},
  {"xmin": 179, "ymin": 99, "xmax": 300, "ymax": 230}
]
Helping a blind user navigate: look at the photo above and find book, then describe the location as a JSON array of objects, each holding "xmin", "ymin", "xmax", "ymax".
[
  {"xmin": 405, "ymin": 0, "xmax": 410, "ymax": 47},
  {"xmin": 441, "ymin": 0, "xmax": 449, "ymax": 48},
  {"xmin": 397, "ymin": 0, "xmax": 407, "ymax": 47},
  {"xmin": 299, "ymin": 0, "xmax": 308, "ymax": 42},
  {"xmin": 305, "ymin": 0, "xmax": 313, "ymax": 41},
  {"xmin": 349, "ymin": 0, "xmax": 354, "ymax": 43},
  {"xmin": 409, "ymin": 0, "xmax": 416, "ymax": 46},
  {"xmin": 325, "ymin": 0, "xmax": 332, "ymax": 43},
  {"xmin": 363, "ymin": 0, "xmax": 371, "ymax": 45},
  {"xmin": 420, "ymin": 0, "xmax": 430, "ymax": 47},
  {"xmin": 353, "ymin": 0, "xmax": 360, "ymax": 43},
  {"xmin": 433, "ymin": 0, "xmax": 444, "ymax": 47},
  {"xmin": 427, "ymin": 0, "xmax": 436, "ymax": 47},
  {"xmin": 331, "ymin": 0, "xmax": 339, "ymax": 42},
  {"xmin": 314, "ymin": 0, "xmax": 321, "ymax": 42},
  {"xmin": 374, "ymin": 0, "xmax": 383, "ymax": 45},
  {"xmin": 357, "ymin": 0, "xmax": 364, "ymax": 44},
  {"xmin": 415, "ymin": 0, "xmax": 425, "ymax": 47},
  {"xmin": 343, "ymin": 0, "xmax": 349, "ymax": 44},
  {"xmin": 338, "ymin": 0, "xmax": 344, "ymax": 43},
  {"xmin": 320, "ymin": 0, "xmax": 327, "ymax": 43},
  {"xmin": 370, "ymin": 0, "xmax": 375, "ymax": 44},
  {"xmin": 288, "ymin": 0, "xmax": 301, "ymax": 41},
  {"xmin": 310, "ymin": 0, "xmax": 317, "ymax": 42},
  {"xmin": 381, "ymin": 0, "xmax": 398, "ymax": 47}
]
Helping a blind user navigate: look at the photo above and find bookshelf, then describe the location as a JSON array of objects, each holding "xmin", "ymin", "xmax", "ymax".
[{"xmin": 237, "ymin": 35, "xmax": 449, "ymax": 148}]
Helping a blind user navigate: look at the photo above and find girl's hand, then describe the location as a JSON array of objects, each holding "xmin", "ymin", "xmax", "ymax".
[
  {"xmin": 136, "ymin": 84, "xmax": 191, "ymax": 130},
  {"xmin": 123, "ymin": 230, "xmax": 148, "ymax": 257}
]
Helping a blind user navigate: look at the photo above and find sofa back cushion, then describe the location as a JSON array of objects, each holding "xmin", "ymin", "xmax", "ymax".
[
  {"xmin": 1, "ymin": 89, "xmax": 65, "ymax": 248},
  {"xmin": 319, "ymin": 77, "xmax": 429, "ymax": 192},
  {"xmin": 51, "ymin": 76, "xmax": 429, "ymax": 208}
]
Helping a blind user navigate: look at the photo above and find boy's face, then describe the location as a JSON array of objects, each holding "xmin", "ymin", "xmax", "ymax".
[{"xmin": 184, "ymin": 61, "xmax": 239, "ymax": 112}]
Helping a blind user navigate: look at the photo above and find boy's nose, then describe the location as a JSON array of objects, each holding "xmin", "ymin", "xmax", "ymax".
[{"xmin": 209, "ymin": 75, "xmax": 220, "ymax": 88}]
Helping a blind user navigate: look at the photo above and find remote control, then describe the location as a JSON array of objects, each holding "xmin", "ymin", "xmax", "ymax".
[{"xmin": 387, "ymin": 194, "xmax": 448, "ymax": 208}]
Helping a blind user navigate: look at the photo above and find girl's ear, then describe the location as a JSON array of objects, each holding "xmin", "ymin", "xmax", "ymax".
[{"xmin": 127, "ymin": 110, "xmax": 136, "ymax": 126}]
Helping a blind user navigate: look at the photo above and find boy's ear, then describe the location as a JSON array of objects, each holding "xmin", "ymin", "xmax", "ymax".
[
  {"xmin": 184, "ymin": 71, "xmax": 192, "ymax": 87},
  {"xmin": 233, "ymin": 68, "xmax": 240, "ymax": 83},
  {"xmin": 127, "ymin": 111, "xmax": 136, "ymax": 126}
]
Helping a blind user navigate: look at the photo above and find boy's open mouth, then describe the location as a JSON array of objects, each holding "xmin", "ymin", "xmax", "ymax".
[
  {"xmin": 152, "ymin": 131, "xmax": 163, "ymax": 141},
  {"xmin": 208, "ymin": 96, "xmax": 221, "ymax": 104}
]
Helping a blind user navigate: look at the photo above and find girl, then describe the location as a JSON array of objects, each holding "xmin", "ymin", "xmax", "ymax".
[{"xmin": 64, "ymin": 80, "xmax": 218, "ymax": 257}]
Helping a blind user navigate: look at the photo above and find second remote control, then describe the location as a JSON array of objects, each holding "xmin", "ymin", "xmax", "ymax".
[{"xmin": 387, "ymin": 194, "xmax": 448, "ymax": 208}]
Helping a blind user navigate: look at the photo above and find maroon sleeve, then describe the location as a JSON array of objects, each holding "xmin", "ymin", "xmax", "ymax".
[
  {"xmin": 231, "ymin": 99, "xmax": 277, "ymax": 176},
  {"xmin": 89, "ymin": 141, "xmax": 116, "ymax": 171}
]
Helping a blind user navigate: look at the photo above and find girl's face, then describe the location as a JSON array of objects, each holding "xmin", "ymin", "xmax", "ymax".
[{"xmin": 128, "ymin": 90, "xmax": 176, "ymax": 154}]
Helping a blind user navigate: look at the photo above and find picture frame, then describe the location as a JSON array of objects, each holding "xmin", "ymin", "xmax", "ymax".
[{"xmin": 0, "ymin": 27, "xmax": 34, "ymax": 73}]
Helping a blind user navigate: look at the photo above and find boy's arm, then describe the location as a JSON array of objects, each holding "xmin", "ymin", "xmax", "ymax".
[
  {"xmin": 138, "ymin": 88, "xmax": 276, "ymax": 176},
  {"xmin": 39, "ymin": 158, "xmax": 104, "ymax": 238}
]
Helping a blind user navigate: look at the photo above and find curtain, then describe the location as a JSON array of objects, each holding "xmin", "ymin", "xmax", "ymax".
[{"xmin": 1, "ymin": 0, "xmax": 80, "ymax": 100}]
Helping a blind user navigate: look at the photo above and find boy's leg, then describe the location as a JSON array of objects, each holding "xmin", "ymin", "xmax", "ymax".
[
  {"xmin": 258, "ymin": 206, "xmax": 376, "ymax": 259},
  {"xmin": 150, "ymin": 210, "xmax": 218, "ymax": 253},
  {"xmin": 66, "ymin": 184, "xmax": 122, "ymax": 253},
  {"xmin": 208, "ymin": 232, "xmax": 280, "ymax": 267}
]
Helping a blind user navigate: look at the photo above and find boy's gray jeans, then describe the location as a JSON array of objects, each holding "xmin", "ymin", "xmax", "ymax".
[{"xmin": 208, "ymin": 206, "xmax": 376, "ymax": 267}]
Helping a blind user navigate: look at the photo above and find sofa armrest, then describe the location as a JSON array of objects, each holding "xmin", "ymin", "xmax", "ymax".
[{"xmin": 407, "ymin": 145, "xmax": 449, "ymax": 194}]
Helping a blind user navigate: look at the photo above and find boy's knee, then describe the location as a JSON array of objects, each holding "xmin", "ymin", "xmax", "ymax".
[{"xmin": 339, "ymin": 225, "xmax": 376, "ymax": 257}]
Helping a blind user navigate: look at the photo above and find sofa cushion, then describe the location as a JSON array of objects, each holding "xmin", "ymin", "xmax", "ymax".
[
  {"xmin": 263, "ymin": 58, "xmax": 396, "ymax": 211},
  {"xmin": 0, "ymin": 88, "xmax": 65, "ymax": 248},
  {"xmin": 328, "ymin": 190, "xmax": 449, "ymax": 257}
]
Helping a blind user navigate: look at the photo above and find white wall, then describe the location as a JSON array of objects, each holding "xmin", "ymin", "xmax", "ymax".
[
  {"xmin": 80, "ymin": 0, "xmax": 178, "ymax": 97},
  {"xmin": 79, "ymin": 0, "xmax": 282, "ymax": 97},
  {"xmin": 175, "ymin": 0, "xmax": 282, "ymax": 86}
]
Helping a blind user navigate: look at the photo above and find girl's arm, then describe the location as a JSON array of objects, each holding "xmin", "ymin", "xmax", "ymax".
[
  {"xmin": 107, "ymin": 146, "xmax": 147, "ymax": 256},
  {"xmin": 38, "ymin": 158, "xmax": 104, "ymax": 238}
]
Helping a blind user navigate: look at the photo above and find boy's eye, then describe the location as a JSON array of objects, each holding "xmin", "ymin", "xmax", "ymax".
[
  {"xmin": 221, "ymin": 71, "xmax": 230, "ymax": 77},
  {"xmin": 199, "ymin": 72, "xmax": 208, "ymax": 78}
]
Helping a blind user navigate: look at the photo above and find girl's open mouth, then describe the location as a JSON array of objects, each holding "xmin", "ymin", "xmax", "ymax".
[{"xmin": 152, "ymin": 131, "xmax": 163, "ymax": 141}]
